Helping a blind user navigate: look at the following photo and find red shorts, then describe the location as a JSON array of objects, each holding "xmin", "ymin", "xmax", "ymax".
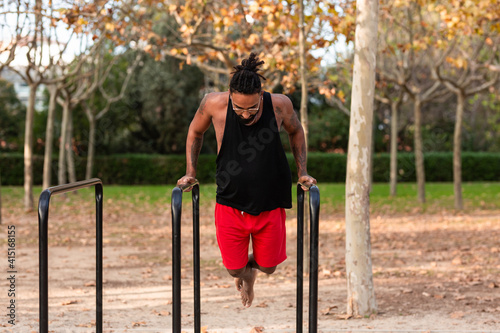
[{"xmin": 214, "ymin": 203, "xmax": 287, "ymax": 270}]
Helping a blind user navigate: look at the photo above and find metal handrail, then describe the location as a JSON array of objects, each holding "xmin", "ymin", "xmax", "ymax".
[
  {"xmin": 297, "ymin": 184, "xmax": 320, "ymax": 333},
  {"xmin": 38, "ymin": 178, "xmax": 103, "ymax": 333},
  {"xmin": 171, "ymin": 182, "xmax": 320, "ymax": 332},
  {"xmin": 171, "ymin": 183, "xmax": 200, "ymax": 332}
]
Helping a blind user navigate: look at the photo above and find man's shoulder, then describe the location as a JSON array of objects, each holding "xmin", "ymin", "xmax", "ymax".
[
  {"xmin": 200, "ymin": 91, "xmax": 228, "ymax": 116},
  {"xmin": 269, "ymin": 93, "xmax": 293, "ymax": 110},
  {"xmin": 204, "ymin": 91, "xmax": 229, "ymax": 104}
]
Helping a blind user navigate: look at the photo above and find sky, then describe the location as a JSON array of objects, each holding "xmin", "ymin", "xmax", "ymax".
[{"xmin": 0, "ymin": 1, "xmax": 85, "ymax": 68}]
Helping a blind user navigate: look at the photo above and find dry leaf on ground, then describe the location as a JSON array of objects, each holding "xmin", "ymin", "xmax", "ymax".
[
  {"xmin": 321, "ymin": 306, "xmax": 338, "ymax": 315},
  {"xmin": 256, "ymin": 301, "xmax": 268, "ymax": 308},
  {"xmin": 132, "ymin": 321, "xmax": 147, "ymax": 327},
  {"xmin": 450, "ymin": 311, "xmax": 465, "ymax": 319}
]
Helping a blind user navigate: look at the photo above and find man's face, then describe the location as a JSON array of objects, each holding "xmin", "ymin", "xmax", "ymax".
[{"xmin": 230, "ymin": 92, "xmax": 262, "ymax": 125}]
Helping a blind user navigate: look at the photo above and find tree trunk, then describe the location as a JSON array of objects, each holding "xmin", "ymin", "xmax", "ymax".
[
  {"xmin": 390, "ymin": 100, "xmax": 399, "ymax": 197},
  {"xmin": 24, "ymin": 84, "xmax": 38, "ymax": 211},
  {"xmin": 413, "ymin": 98, "xmax": 426, "ymax": 203},
  {"xmin": 345, "ymin": 0, "xmax": 378, "ymax": 317},
  {"xmin": 0, "ymin": 173, "xmax": 2, "ymax": 225},
  {"xmin": 86, "ymin": 113, "xmax": 96, "ymax": 180},
  {"xmin": 298, "ymin": 0, "xmax": 308, "ymax": 149},
  {"xmin": 43, "ymin": 85, "xmax": 58, "ymax": 189},
  {"xmin": 298, "ymin": 0, "xmax": 310, "ymax": 273},
  {"xmin": 453, "ymin": 92, "xmax": 464, "ymax": 210},
  {"xmin": 58, "ymin": 99, "xmax": 70, "ymax": 185},
  {"xmin": 66, "ymin": 107, "xmax": 77, "ymax": 183}
]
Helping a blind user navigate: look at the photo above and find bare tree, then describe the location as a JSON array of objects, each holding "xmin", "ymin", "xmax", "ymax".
[
  {"xmin": 21, "ymin": 0, "xmax": 44, "ymax": 211},
  {"xmin": 377, "ymin": 1, "xmax": 450, "ymax": 204},
  {"xmin": 3, "ymin": 0, "xmax": 96, "ymax": 208},
  {"xmin": 41, "ymin": 80, "xmax": 59, "ymax": 189},
  {"xmin": 0, "ymin": 0, "xmax": 25, "ymax": 72},
  {"xmin": 345, "ymin": 0, "xmax": 379, "ymax": 317},
  {"xmin": 56, "ymin": 69, "xmax": 95, "ymax": 185},
  {"xmin": 42, "ymin": 47, "xmax": 99, "ymax": 189},
  {"xmin": 83, "ymin": 52, "xmax": 141, "ymax": 179},
  {"xmin": 375, "ymin": 89, "xmax": 405, "ymax": 196},
  {"xmin": 432, "ymin": 36, "xmax": 499, "ymax": 210}
]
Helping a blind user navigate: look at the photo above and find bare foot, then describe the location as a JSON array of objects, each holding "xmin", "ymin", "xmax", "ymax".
[{"xmin": 234, "ymin": 268, "xmax": 258, "ymax": 307}]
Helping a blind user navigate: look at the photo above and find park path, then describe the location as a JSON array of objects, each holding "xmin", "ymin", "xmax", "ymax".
[{"xmin": 1, "ymin": 208, "xmax": 500, "ymax": 332}]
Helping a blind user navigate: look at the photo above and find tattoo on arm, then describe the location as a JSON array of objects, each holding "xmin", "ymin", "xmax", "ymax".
[
  {"xmin": 190, "ymin": 137, "xmax": 203, "ymax": 170},
  {"xmin": 292, "ymin": 142, "xmax": 307, "ymax": 176},
  {"xmin": 289, "ymin": 112, "xmax": 302, "ymax": 132},
  {"xmin": 275, "ymin": 105, "xmax": 283, "ymax": 116},
  {"xmin": 197, "ymin": 95, "xmax": 208, "ymax": 116}
]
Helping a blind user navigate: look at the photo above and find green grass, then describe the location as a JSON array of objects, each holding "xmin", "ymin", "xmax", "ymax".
[{"xmin": 2, "ymin": 182, "xmax": 500, "ymax": 215}]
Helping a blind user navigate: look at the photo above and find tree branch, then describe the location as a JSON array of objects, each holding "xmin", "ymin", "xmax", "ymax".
[{"xmin": 325, "ymin": 95, "xmax": 350, "ymax": 116}]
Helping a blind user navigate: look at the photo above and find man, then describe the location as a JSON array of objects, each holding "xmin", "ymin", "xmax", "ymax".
[{"xmin": 177, "ymin": 53, "xmax": 316, "ymax": 308}]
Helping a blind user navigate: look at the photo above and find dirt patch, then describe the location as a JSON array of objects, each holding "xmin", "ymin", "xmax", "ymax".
[{"xmin": 1, "ymin": 203, "xmax": 500, "ymax": 332}]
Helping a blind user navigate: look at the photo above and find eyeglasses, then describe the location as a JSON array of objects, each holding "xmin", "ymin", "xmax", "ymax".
[{"xmin": 231, "ymin": 94, "xmax": 262, "ymax": 115}]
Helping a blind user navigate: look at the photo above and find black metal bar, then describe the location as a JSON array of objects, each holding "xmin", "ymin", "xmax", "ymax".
[
  {"xmin": 171, "ymin": 183, "xmax": 201, "ymax": 332},
  {"xmin": 95, "ymin": 183, "xmax": 103, "ymax": 332},
  {"xmin": 192, "ymin": 184, "xmax": 201, "ymax": 333},
  {"xmin": 38, "ymin": 178, "xmax": 103, "ymax": 333},
  {"xmin": 296, "ymin": 184, "xmax": 305, "ymax": 333},
  {"xmin": 171, "ymin": 187, "xmax": 183, "ymax": 333},
  {"xmin": 38, "ymin": 191, "xmax": 50, "ymax": 333},
  {"xmin": 308, "ymin": 186, "xmax": 320, "ymax": 333}
]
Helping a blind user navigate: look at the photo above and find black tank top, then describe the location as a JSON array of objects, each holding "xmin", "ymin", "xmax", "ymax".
[{"xmin": 216, "ymin": 91, "xmax": 292, "ymax": 215}]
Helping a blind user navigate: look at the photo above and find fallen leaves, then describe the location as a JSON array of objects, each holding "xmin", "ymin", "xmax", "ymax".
[
  {"xmin": 215, "ymin": 283, "xmax": 231, "ymax": 288},
  {"xmin": 132, "ymin": 321, "xmax": 147, "ymax": 327},
  {"xmin": 450, "ymin": 311, "xmax": 465, "ymax": 319},
  {"xmin": 151, "ymin": 309, "xmax": 171, "ymax": 316},
  {"xmin": 76, "ymin": 320, "xmax": 96, "ymax": 328},
  {"xmin": 256, "ymin": 301, "xmax": 268, "ymax": 308},
  {"xmin": 250, "ymin": 327, "xmax": 264, "ymax": 333},
  {"xmin": 487, "ymin": 281, "xmax": 498, "ymax": 288},
  {"xmin": 336, "ymin": 313, "xmax": 360, "ymax": 320},
  {"xmin": 321, "ymin": 305, "xmax": 338, "ymax": 315}
]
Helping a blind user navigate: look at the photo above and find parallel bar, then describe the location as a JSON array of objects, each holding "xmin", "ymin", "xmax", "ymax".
[
  {"xmin": 171, "ymin": 187, "xmax": 183, "ymax": 333},
  {"xmin": 171, "ymin": 183, "xmax": 201, "ymax": 332},
  {"xmin": 296, "ymin": 184, "xmax": 305, "ymax": 333},
  {"xmin": 38, "ymin": 191, "xmax": 50, "ymax": 333},
  {"xmin": 308, "ymin": 186, "xmax": 320, "ymax": 333},
  {"xmin": 38, "ymin": 178, "xmax": 103, "ymax": 333},
  {"xmin": 95, "ymin": 183, "xmax": 104, "ymax": 332},
  {"xmin": 44, "ymin": 178, "xmax": 103, "ymax": 196},
  {"xmin": 192, "ymin": 185, "xmax": 201, "ymax": 333}
]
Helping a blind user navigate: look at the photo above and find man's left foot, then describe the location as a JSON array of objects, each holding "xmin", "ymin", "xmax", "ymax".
[{"xmin": 234, "ymin": 268, "xmax": 258, "ymax": 307}]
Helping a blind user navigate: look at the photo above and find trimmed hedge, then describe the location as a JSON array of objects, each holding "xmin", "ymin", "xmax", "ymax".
[{"xmin": 0, "ymin": 152, "xmax": 499, "ymax": 185}]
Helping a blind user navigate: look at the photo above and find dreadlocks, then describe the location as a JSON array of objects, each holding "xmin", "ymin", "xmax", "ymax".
[{"xmin": 229, "ymin": 53, "xmax": 267, "ymax": 94}]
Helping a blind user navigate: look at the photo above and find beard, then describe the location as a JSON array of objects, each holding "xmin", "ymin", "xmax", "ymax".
[{"xmin": 237, "ymin": 115, "xmax": 256, "ymax": 125}]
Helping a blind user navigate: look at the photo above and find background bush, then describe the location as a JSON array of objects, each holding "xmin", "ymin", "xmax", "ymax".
[{"xmin": 1, "ymin": 152, "xmax": 499, "ymax": 185}]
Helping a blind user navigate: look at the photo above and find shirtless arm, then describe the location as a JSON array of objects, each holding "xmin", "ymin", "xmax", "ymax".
[
  {"xmin": 276, "ymin": 95, "xmax": 317, "ymax": 190},
  {"xmin": 177, "ymin": 94, "xmax": 213, "ymax": 189}
]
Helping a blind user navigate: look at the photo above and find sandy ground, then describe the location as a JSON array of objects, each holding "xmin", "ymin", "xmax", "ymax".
[{"xmin": 1, "ymin": 203, "xmax": 500, "ymax": 332}]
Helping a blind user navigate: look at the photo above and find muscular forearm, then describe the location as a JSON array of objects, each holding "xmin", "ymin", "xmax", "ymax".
[
  {"xmin": 289, "ymin": 130, "xmax": 308, "ymax": 177},
  {"xmin": 185, "ymin": 130, "xmax": 204, "ymax": 177}
]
